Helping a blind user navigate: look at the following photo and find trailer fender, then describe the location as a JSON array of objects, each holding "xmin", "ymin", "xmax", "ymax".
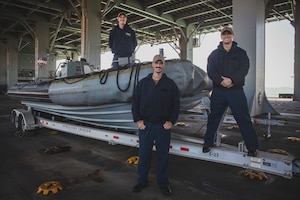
[{"xmin": 11, "ymin": 108, "xmax": 36, "ymax": 136}]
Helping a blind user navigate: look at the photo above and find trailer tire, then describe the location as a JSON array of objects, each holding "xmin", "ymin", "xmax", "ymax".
[
  {"xmin": 11, "ymin": 111, "xmax": 19, "ymax": 130},
  {"xmin": 17, "ymin": 115, "xmax": 27, "ymax": 137}
]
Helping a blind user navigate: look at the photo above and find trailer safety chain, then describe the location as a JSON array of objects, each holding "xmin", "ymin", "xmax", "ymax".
[
  {"xmin": 36, "ymin": 181, "xmax": 63, "ymax": 195},
  {"xmin": 127, "ymin": 156, "xmax": 139, "ymax": 165},
  {"xmin": 243, "ymin": 169, "xmax": 268, "ymax": 180}
]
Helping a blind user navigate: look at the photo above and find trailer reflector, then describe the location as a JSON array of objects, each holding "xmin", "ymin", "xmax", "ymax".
[{"xmin": 180, "ymin": 147, "xmax": 189, "ymax": 152}]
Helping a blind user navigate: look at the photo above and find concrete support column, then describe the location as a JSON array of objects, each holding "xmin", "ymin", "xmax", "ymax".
[
  {"xmin": 7, "ymin": 39, "xmax": 18, "ymax": 88},
  {"xmin": 48, "ymin": 53, "xmax": 56, "ymax": 78},
  {"xmin": 35, "ymin": 21, "xmax": 50, "ymax": 80},
  {"xmin": 179, "ymin": 28, "xmax": 187, "ymax": 59},
  {"xmin": 232, "ymin": 0, "xmax": 266, "ymax": 116},
  {"xmin": 0, "ymin": 43, "xmax": 7, "ymax": 93},
  {"xmin": 81, "ymin": 0, "xmax": 101, "ymax": 68},
  {"xmin": 186, "ymin": 27, "xmax": 194, "ymax": 62},
  {"xmin": 179, "ymin": 26, "xmax": 196, "ymax": 61},
  {"xmin": 294, "ymin": 0, "xmax": 300, "ymax": 101}
]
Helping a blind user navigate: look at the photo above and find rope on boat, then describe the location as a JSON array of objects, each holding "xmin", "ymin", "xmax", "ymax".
[
  {"xmin": 134, "ymin": 63, "xmax": 141, "ymax": 86},
  {"xmin": 98, "ymin": 63, "xmax": 143, "ymax": 92},
  {"xmin": 116, "ymin": 64, "xmax": 136, "ymax": 92},
  {"xmin": 62, "ymin": 75, "xmax": 90, "ymax": 84},
  {"xmin": 56, "ymin": 61, "xmax": 143, "ymax": 92},
  {"xmin": 99, "ymin": 70, "xmax": 109, "ymax": 84}
]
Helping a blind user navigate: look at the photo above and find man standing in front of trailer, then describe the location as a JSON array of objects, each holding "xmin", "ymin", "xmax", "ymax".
[{"xmin": 131, "ymin": 54, "xmax": 180, "ymax": 196}]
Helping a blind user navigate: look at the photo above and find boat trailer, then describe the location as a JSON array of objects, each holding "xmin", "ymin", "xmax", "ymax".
[{"xmin": 10, "ymin": 107, "xmax": 300, "ymax": 179}]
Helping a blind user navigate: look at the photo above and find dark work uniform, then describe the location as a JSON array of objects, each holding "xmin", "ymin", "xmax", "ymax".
[
  {"xmin": 204, "ymin": 41, "xmax": 259, "ymax": 151},
  {"xmin": 131, "ymin": 73, "xmax": 180, "ymax": 187},
  {"xmin": 109, "ymin": 24, "xmax": 137, "ymax": 68}
]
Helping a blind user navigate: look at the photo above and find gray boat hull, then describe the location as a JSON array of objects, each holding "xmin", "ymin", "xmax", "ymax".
[
  {"xmin": 8, "ymin": 59, "xmax": 212, "ymax": 132},
  {"xmin": 48, "ymin": 59, "xmax": 211, "ymax": 106}
]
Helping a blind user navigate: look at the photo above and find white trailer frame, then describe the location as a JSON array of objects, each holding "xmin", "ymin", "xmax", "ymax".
[{"xmin": 11, "ymin": 108, "xmax": 299, "ymax": 179}]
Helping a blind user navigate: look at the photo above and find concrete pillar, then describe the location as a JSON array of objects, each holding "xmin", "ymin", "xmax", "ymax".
[
  {"xmin": 48, "ymin": 53, "xmax": 56, "ymax": 78},
  {"xmin": 294, "ymin": 0, "xmax": 300, "ymax": 101},
  {"xmin": 179, "ymin": 26, "xmax": 195, "ymax": 61},
  {"xmin": 0, "ymin": 44, "xmax": 7, "ymax": 93},
  {"xmin": 35, "ymin": 21, "xmax": 50, "ymax": 80},
  {"xmin": 81, "ymin": 0, "xmax": 101, "ymax": 68},
  {"xmin": 232, "ymin": 0, "xmax": 266, "ymax": 116},
  {"xmin": 7, "ymin": 39, "xmax": 18, "ymax": 88},
  {"xmin": 187, "ymin": 27, "xmax": 194, "ymax": 62},
  {"xmin": 179, "ymin": 28, "xmax": 187, "ymax": 59}
]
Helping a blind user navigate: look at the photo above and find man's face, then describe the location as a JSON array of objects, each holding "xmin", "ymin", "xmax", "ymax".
[
  {"xmin": 152, "ymin": 60, "xmax": 165, "ymax": 73},
  {"xmin": 221, "ymin": 31, "xmax": 233, "ymax": 44},
  {"xmin": 117, "ymin": 15, "xmax": 127, "ymax": 26}
]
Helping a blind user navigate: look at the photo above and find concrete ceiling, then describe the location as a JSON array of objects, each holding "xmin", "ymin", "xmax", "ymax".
[{"xmin": 0, "ymin": 0, "xmax": 295, "ymax": 56}]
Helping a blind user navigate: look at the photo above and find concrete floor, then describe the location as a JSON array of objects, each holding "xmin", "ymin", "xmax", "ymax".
[{"xmin": 1, "ymin": 94, "xmax": 300, "ymax": 200}]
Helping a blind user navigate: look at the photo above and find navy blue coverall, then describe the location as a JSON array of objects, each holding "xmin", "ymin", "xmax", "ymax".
[
  {"xmin": 109, "ymin": 24, "xmax": 137, "ymax": 68},
  {"xmin": 131, "ymin": 73, "xmax": 180, "ymax": 187},
  {"xmin": 204, "ymin": 41, "xmax": 259, "ymax": 151}
]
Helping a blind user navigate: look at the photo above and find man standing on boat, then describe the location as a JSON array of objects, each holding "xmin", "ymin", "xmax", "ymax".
[
  {"xmin": 202, "ymin": 26, "xmax": 259, "ymax": 157},
  {"xmin": 131, "ymin": 54, "xmax": 180, "ymax": 196},
  {"xmin": 109, "ymin": 12, "xmax": 137, "ymax": 69}
]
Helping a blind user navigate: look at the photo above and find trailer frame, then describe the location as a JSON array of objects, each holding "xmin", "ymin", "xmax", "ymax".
[{"xmin": 10, "ymin": 107, "xmax": 299, "ymax": 179}]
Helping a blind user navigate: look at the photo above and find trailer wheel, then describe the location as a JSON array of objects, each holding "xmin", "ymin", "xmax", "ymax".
[
  {"xmin": 11, "ymin": 111, "xmax": 19, "ymax": 130},
  {"xmin": 17, "ymin": 115, "xmax": 27, "ymax": 137}
]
